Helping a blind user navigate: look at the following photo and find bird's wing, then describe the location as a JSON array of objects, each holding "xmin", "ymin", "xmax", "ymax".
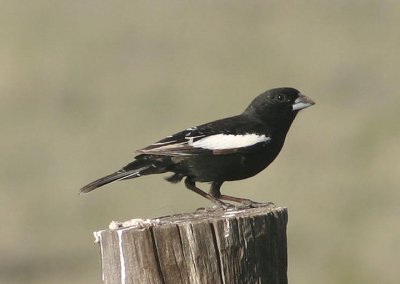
[{"xmin": 136, "ymin": 116, "xmax": 271, "ymax": 156}]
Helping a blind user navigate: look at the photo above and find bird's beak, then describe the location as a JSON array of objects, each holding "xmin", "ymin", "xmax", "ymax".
[{"xmin": 292, "ymin": 94, "xmax": 315, "ymax": 111}]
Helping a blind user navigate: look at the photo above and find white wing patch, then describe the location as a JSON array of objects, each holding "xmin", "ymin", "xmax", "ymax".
[{"xmin": 189, "ymin": 133, "xmax": 270, "ymax": 150}]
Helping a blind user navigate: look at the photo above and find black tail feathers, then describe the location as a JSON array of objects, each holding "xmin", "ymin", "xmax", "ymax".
[
  {"xmin": 80, "ymin": 169, "xmax": 141, "ymax": 194},
  {"xmin": 80, "ymin": 157, "xmax": 170, "ymax": 194}
]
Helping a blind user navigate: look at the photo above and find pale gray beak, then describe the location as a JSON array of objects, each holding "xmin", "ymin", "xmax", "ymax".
[{"xmin": 292, "ymin": 94, "xmax": 315, "ymax": 111}]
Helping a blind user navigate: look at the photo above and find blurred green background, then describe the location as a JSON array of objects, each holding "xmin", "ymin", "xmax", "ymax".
[{"xmin": 1, "ymin": 1, "xmax": 399, "ymax": 283}]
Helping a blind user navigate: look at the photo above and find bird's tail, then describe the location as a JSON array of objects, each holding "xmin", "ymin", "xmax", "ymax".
[{"xmin": 80, "ymin": 158, "xmax": 166, "ymax": 194}]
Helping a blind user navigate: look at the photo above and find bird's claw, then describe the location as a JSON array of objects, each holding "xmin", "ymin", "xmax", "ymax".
[
  {"xmin": 195, "ymin": 207, "xmax": 208, "ymax": 213},
  {"xmin": 215, "ymin": 201, "xmax": 236, "ymax": 210},
  {"xmin": 195, "ymin": 201, "xmax": 235, "ymax": 213},
  {"xmin": 240, "ymin": 200, "xmax": 275, "ymax": 208},
  {"xmin": 195, "ymin": 200, "xmax": 273, "ymax": 213}
]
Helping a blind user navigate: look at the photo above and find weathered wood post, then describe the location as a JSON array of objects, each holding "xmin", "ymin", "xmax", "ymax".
[{"xmin": 94, "ymin": 204, "xmax": 288, "ymax": 284}]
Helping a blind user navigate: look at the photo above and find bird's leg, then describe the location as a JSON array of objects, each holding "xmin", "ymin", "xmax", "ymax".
[
  {"xmin": 209, "ymin": 181, "xmax": 224, "ymax": 198},
  {"xmin": 210, "ymin": 181, "xmax": 273, "ymax": 208},
  {"xmin": 184, "ymin": 178, "xmax": 232, "ymax": 209}
]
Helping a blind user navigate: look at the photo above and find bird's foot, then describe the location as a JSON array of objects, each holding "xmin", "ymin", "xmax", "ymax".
[
  {"xmin": 215, "ymin": 194, "xmax": 275, "ymax": 209},
  {"xmin": 213, "ymin": 200, "xmax": 236, "ymax": 210},
  {"xmin": 239, "ymin": 200, "xmax": 275, "ymax": 208},
  {"xmin": 195, "ymin": 201, "xmax": 235, "ymax": 213}
]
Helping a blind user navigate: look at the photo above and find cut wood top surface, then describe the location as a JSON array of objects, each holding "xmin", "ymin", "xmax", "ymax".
[{"xmin": 95, "ymin": 204, "xmax": 285, "ymax": 235}]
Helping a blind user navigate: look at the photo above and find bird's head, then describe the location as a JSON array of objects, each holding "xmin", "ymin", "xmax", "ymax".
[{"xmin": 243, "ymin": 87, "xmax": 315, "ymax": 130}]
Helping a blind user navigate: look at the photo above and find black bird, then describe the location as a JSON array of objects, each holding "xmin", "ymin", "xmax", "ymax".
[{"xmin": 80, "ymin": 87, "xmax": 314, "ymax": 207}]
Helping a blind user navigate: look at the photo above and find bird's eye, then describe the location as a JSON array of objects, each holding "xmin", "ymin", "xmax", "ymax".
[{"xmin": 276, "ymin": 94, "xmax": 285, "ymax": 102}]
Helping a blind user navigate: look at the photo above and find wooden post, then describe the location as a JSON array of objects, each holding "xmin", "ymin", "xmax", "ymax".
[{"xmin": 94, "ymin": 205, "xmax": 288, "ymax": 284}]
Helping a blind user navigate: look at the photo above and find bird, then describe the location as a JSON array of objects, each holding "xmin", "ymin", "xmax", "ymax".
[{"xmin": 80, "ymin": 87, "xmax": 315, "ymax": 208}]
